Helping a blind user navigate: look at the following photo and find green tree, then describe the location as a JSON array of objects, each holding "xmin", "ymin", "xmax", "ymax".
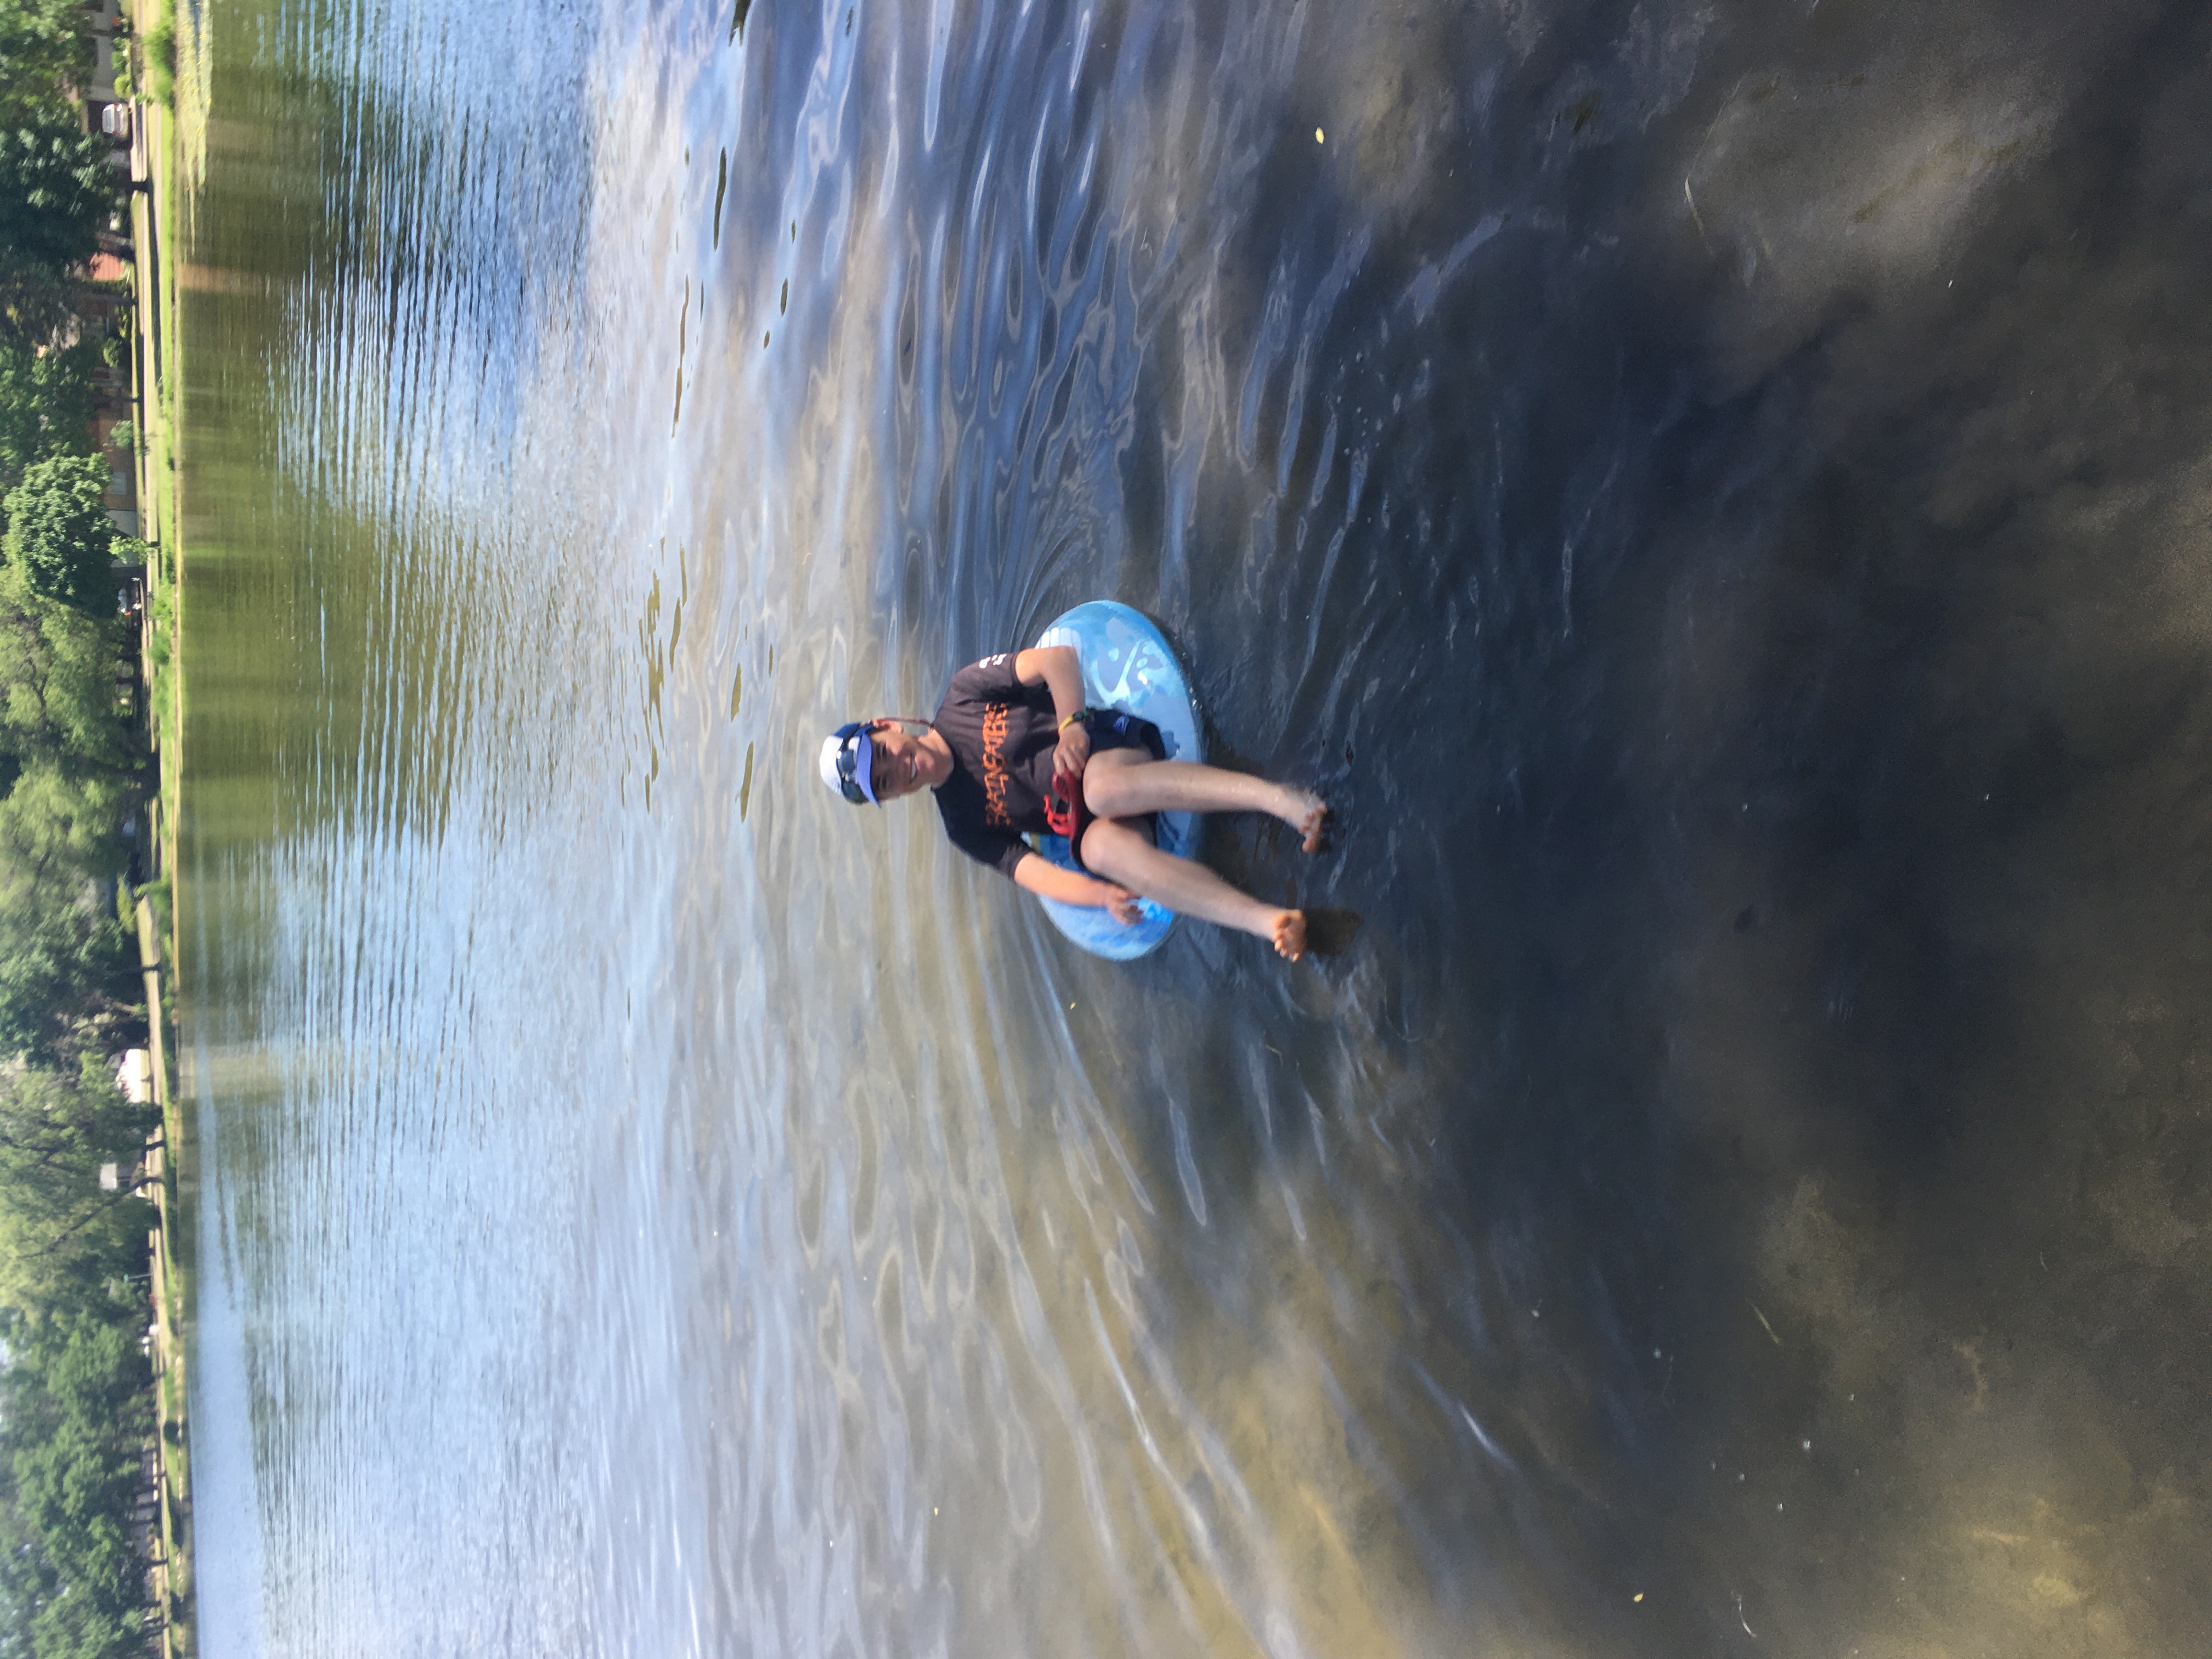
[
  {"xmin": 1, "ymin": 456, "xmax": 117, "ymax": 616},
  {"xmin": 0, "ymin": 873, "xmax": 134, "ymax": 1062},
  {"xmin": 0, "ymin": 120, "xmax": 107, "ymax": 274},
  {"xmin": 0, "ymin": 339, "xmax": 98, "ymax": 499},
  {"xmin": 0, "ymin": 118, "xmax": 112, "ymax": 351},
  {"xmin": 0, "ymin": 1307, "xmax": 157, "ymax": 1659},
  {"xmin": 0, "ymin": 1, "xmax": 92, "ymax": 127},
  {"xmin": 0, "ymin": 761, "xmax": 132, "ymax": 884},
  {"xmin": 0, "ymin": 1048, "xmax": 157, "ymax": 1182},
  {"xmin": 0, "ymin": 556, "xmax": 138, "ymax": 1057},
  {"xmin": 0, "ymin": 1056, "xmax": 156, "ymax": 1314},
  {"xmin": 0, "ymin": 261, "xmax": 78, "ymax": 356},
  {"xmin": 0, "ymin": 556, "xmax": 132, "ymax": 766}
]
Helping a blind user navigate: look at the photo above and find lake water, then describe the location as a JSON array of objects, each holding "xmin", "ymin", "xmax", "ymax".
[{"xmin": 176, "ymin": 1, "xmax": 2212, "ymax": 1655}]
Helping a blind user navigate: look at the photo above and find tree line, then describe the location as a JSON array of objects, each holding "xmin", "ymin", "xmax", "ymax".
[{"xmin": 0, "ymin": 5, "xmax": 173, "ymax": 1657}]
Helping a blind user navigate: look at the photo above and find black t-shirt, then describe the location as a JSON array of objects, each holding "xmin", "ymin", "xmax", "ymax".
[{"xmin": 931, "ymin": 653, "xmax": 1059, "ymax": 878}]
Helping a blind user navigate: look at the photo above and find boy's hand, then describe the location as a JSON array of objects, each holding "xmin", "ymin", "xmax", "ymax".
[{"xmin": 1053, "ymin": 721, "xmax": 1092, "ymax": 794}]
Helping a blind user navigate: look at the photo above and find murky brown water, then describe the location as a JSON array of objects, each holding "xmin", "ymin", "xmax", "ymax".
[{"xmin": 179, "ymin": 1, "xmax": 2212, "ymax": 1655}]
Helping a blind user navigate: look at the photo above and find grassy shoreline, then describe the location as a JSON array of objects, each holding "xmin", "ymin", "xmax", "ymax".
[{"xmin": 125, "ymin": 2, "xmax": 195, "ymax": 1649}]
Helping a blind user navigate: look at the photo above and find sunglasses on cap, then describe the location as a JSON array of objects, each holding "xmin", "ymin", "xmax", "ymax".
[{"xmin": 832, "ymin": 721, "xmax": 878, "ymax": 805}]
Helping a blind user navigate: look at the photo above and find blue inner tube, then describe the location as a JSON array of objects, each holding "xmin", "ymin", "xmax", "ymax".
[{"xmin": 1028, "ymin": 602, "xmax": 1201, "ymax": 961}]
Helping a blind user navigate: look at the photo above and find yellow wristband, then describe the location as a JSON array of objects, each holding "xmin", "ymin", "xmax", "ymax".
[{"xmin": 1057, "ymin": 710, "xmax": 1086, "ymax": 733}]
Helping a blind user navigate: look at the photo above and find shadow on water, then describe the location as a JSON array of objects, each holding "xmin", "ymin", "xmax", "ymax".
[
  {"xmin": 1299, "ymin": 909, "xmax": 1362, "ymax": 959},
  {"xmin": 1498, "ymin": 3, "xmax": 2187, "ymax": 1651},
  {"xmin": 860, "ymin": 0, "xmax": 2212, "ymax": 1649}
]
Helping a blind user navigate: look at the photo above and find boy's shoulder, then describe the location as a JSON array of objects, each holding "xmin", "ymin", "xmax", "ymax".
[{"xmin": 944, "ymin": 652, "xmax": 1020, "ymax": 703}]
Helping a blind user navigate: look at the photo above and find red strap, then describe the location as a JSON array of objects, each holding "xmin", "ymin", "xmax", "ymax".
[{"xmin": 1045, "ymin": 783, "xmax": 1080, "ymax": 838}]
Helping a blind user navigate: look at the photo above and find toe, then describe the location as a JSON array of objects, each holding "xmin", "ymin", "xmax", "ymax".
[{"xmin": 1299, "ymin": 800, "xmax": 1330, "ymax": 854}]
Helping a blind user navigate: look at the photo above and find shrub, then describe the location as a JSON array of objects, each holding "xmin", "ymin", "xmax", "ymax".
[
  {"xmin": 2, "ymin": 455, "xmax": 116, "ymax": 615},
  {"xmin": 143, "ymin": 9, "xmax": 177, "ymax": 110}
]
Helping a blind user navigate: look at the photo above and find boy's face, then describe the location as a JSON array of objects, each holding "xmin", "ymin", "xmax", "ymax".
[{"xmin": 866, "ymin": 723, "xmax": 937, "ymax": 801}]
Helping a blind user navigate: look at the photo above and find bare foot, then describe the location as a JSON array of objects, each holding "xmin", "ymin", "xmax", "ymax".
[
  {"xmin": 1272, "ymin": 909, "xmax": 1308, "ymax": 961},
  {"xmin": 1285, "ymin": 791, "xmax": 1329, "ymax": 853}
]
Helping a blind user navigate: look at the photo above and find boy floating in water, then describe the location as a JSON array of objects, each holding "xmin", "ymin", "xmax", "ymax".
[{"xmin": 820, "ymin": 645, "xmax": 1328, "ymax": 960}]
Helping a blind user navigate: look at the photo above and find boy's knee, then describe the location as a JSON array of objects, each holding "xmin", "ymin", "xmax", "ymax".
[
  {"xmin": 1077, "ymin": 816, "xmax": 1140, "ymax": 877},
  {"xmin": 1081, "ymin": 755, "xmax": 1140, "ymax": 816}
]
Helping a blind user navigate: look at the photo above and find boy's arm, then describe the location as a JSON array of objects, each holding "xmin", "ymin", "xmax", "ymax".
[
  {"xmin": 1011, "ymin": 646, "xmax": 1085, "ymax": 724},
  {"xmin": 1012, "ymin": 850, "xmax": 1144, "ymax": 924},
  {"xmin": 1011, "ymin": 645, "xmax": 1091, "ymax": 788}
]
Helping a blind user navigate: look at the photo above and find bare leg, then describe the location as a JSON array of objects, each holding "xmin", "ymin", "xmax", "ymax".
[
  {"xmin": 1082, "ymin": 751, "xmax": 1327, "ymax": 850},
  {"xmin": 1079, "ymin": 817, "xmax": 1308, "ymax": 960}
]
